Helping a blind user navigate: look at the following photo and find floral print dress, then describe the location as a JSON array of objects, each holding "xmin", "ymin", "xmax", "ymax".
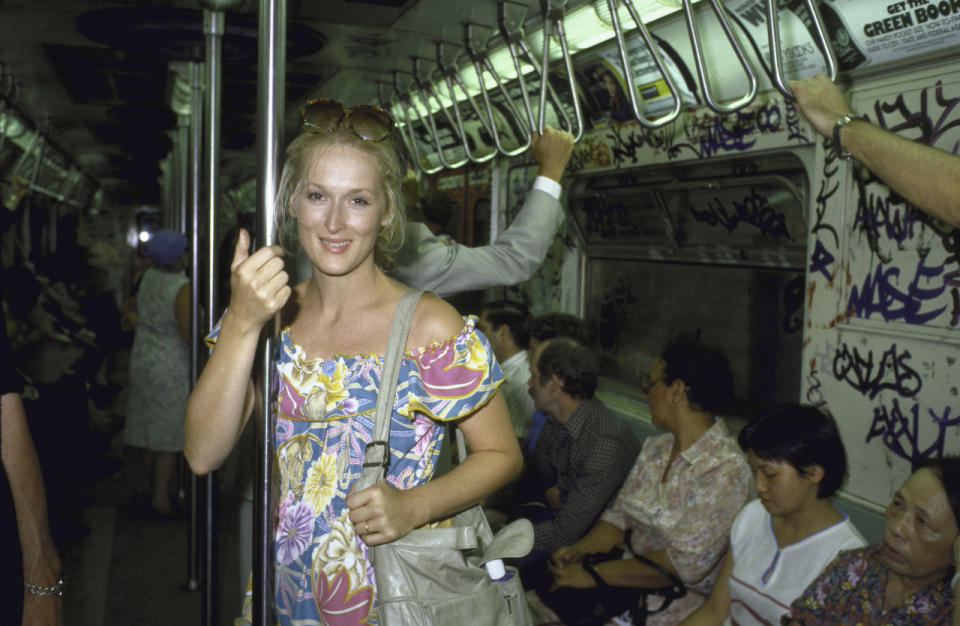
[
  {"xmin": 208, "ymin": 316, "xmax": 503, "ymax": 625},
  {"xmin": 787, "ymin": 544, "xmax": 954, "ymax": 625}
]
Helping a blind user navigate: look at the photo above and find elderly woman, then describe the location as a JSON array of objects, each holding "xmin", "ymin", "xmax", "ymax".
[
  {"xmin": 537, "ymin": 337, "xmax": 751, "ymax": 625},
  {"xmin": 184, "ymin": 99, "xmax": 522, "ymax": 624},
  {"xmin": 784, "ymin": 455, "xmax": 960, "ymax": 625}
]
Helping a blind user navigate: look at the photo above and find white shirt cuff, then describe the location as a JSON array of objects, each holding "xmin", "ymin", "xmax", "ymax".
[{"xmin": 532, "ymin": 176, "xmax": 562, "ymax": 200}]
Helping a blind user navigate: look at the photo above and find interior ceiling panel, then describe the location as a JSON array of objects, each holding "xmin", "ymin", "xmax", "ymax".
[{"xmin": 0, "ymin": 0, "xmax": 557, "ymax": 207}]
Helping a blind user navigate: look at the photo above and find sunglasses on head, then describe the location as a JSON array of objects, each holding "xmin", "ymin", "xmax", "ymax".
[{"xmin": 299, "ymin": 98, "xmax": 395, "ymax": 142}]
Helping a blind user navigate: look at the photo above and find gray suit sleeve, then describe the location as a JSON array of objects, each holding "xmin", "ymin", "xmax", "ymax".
[{"xmin": 389, "ymin": 188, "xmax": 563, "ymax": 297}]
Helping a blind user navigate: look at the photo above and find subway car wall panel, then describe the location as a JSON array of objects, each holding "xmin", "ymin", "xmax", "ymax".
[{"xmin": 2, "ymin": 0, "xmax": 960, "ymax": 624}]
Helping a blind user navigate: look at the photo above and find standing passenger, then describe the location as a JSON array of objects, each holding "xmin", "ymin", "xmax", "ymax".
[
  {"xmin": 184, "ymin": 99, "xmax": 521, "ymax": 624},
  {"xmin": 789, "ymin": 73, "xmax": 960, "ymax": 228},
  {"xmin": 124, "ymin": 229, "xmax": 190, "ymax": 517},
  {"xmin": 680, "ymin": 404, "xmax": 865, "ymax": 625},
  {"xmin": 388, "ymin": 126, "xmax": 575, "ymax": 297}
]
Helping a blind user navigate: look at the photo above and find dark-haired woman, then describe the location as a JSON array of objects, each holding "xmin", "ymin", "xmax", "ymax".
[
  {"xmin": 784, "ymin": 456, "xmax": 960, "ymax": 625},
  {"xmin": 538, "ymin": 338, "xmax": 751, "ymax": 625},
  {"xmin": 680, "ymin": 404, "xmax": 865, "ymax": 625}
]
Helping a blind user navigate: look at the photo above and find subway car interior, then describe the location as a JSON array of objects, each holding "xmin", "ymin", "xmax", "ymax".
[{"xmin": 1, "ymin": 0, "xmax": 959, "ymax": 624}]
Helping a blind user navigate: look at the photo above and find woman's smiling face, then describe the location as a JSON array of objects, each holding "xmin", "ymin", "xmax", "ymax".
[{"xmin": 294, "ymin": 143, "xmax": 391, "ymax": 277}]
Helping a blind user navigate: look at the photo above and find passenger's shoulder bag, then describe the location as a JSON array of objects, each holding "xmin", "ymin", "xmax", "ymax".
[{"xmin": 356, "ymin": 288, "xmax": 534, "ymax": 626}]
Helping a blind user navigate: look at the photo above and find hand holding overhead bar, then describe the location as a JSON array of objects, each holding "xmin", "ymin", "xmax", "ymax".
[
  {"xmin": 681, "ymin": 0, "xmax": 757, "ymax": 115},
  {"xmin": 538, "ymin": 0, "xmax": 584, "ymax": 140},
  {"xmin": 767, "ymin": 0, "xmax": 838, "ymax": 100},
  {"xmin": 605, "ymin": 0, "xmax": 681, "ymax": 128},
  {"xmin": 497, "ymin": 0, "xmax": 574, "ymax": 136},
  {"xmin": 463, "ymin": 21, "xmax": 531, "ymax": 157}
]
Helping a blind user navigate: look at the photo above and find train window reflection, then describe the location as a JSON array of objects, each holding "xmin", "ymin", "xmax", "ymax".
[{"xmin": 570, "ymin": 152, "xmax": 808, "ymax": 418}]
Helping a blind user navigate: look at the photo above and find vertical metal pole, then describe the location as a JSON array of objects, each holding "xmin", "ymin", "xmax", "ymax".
[
  {"xmin": 178, "ymin": 115, "xmax": 190, "ymax": 234},
  {"xmin": 203, "ymin": 9, "xmax": 224, "ymax": 625},
  {"xmin": 186, "ymin": 59, "xmax": 203, "ymax": 594},
  {"xmin": 254, "ymin": 0, "xmax": 284, "ymax": 623}
]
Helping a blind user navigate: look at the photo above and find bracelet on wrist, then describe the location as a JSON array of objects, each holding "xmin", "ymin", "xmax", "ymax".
[
  {"xmin": 24, "ymin": 577, "xmax": 64, "ymax": 597},
  {"xmin": 832, "ymin": 113, "xmax": 860, "ymax": 161}
]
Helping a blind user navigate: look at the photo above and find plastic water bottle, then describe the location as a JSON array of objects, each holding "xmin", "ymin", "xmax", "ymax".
[{"xmin": 484, "ymin": 559, "xmax": 512, "ymax": 581}]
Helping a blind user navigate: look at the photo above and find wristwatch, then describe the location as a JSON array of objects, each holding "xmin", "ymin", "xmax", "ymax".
[{"xmin": 832, "ymin": 113, "xmax": 859, "ymax": 160}]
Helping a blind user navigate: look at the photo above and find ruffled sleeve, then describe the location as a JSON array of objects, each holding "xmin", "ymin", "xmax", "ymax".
[{"xmin": 395, "ymin": 315, "xmax": 503, "ymax": 422}]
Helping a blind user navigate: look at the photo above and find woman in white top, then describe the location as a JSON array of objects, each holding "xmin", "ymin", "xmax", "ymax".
[{"xmin": 680, "ymin": 404, "xmax": 866, "ymax": 626}]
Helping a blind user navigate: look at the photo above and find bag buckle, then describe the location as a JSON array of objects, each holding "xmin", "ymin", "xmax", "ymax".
[{"xmin": 362, "ymin": 440, "xmax": 390, "ymax": 468}]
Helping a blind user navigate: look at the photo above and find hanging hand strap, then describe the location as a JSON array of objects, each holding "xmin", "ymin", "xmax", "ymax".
[{"xmin": 355, "ymin": 289, "xmax": 423, "ymax": 491}]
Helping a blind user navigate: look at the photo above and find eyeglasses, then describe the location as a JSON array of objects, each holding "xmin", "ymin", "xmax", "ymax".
[{"xmin": 299, "ymin": 98, "xmax": 395, "ymax": 142}]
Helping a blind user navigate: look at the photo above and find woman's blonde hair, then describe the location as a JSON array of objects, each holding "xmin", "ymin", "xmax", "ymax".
[{"xmin": 275, "ymin": 125, "xmax": 407, "ymax": 270}]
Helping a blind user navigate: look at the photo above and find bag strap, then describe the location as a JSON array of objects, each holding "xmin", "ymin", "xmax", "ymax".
[{"xmin": 355, "ymin": 289, "xmax": 423, "ymax": 491}]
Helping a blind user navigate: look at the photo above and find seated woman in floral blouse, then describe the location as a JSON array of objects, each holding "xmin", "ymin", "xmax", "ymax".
[
  {"xmin": 536, "ymin": 337, "xmax": 751, "ymax": 625},
  {"xmin": 784, "ymin": 456, "xmax": 960, "ymax": 626}
]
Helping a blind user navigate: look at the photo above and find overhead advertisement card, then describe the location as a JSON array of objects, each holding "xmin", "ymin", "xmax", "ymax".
[{"xmin": 726, "ymin": 0, "xmax": 960, "ymax": 74}]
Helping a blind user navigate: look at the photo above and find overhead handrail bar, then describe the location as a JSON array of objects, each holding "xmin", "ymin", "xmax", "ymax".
[
  {"xmin": 463, "ymin": 22, "xmax": 531, "ymax": 157},
  {"xmin": 410, "ymin": 56, "xmax": 468, "ymax": 169},
  {"xmin": 376, "ymin": 80, "xmax": 420, "ymax": 170},
  {"xmin": 767, "ymin": 0, "xmax": 837, "ymax": 99},
  {"xmin": 497, "ymin": 0, "xmax": 573, "ymax": 135},
  {"xmin": 435, "ymin": 40, "xmax": 497, "ymax": 164},
  {"xmin": 605, "ymin": 0, "xmax": 681, "ymax": 128},
  {"xmin": 393, "ymin": 72, "xmax": 443, "ymax": 175},
  {"xmin": 538, "ymin": 0, "xmax": 584, "ymax": 139},
  {"xmin": 681, "ymin": 0, "xmax": 757, "ymax": 114}
]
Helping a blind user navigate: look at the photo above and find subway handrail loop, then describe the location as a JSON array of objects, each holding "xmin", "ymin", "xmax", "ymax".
[
  {"xmin": 392, "ymin": 71, "xmax": 444, "ymax": 174},
  {"xmin": 434, "ymin": 40, "xmax": 498, "ymax": 164},
  {"xmin": 463, "ymin": 21, "xmax": 532, "ymax": 157},
  {"xmin": 605, "ymin": 0, "xmax": 681, "ymax": 128},
  {"xmin": 681, "ymin": 0, "xmax": 757, "ymax": 115},
  {"xmin": 496, "ymin": 0, "xmax": 574, "ymax": 136},
  {"xmin": 538, "ymin": 0, "xmax": 584, "ymax": 140},
  {"xmin": 767, "ymin": 0, "xmax": 838, "ymax": 99},
  {"xmin": 410, "ymin": 56, "xmax": 469, "ymax": 169}
]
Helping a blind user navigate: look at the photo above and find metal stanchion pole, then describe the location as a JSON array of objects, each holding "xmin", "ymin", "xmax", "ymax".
[
  {"xmin": 253, "ymin": 0, "xmax": 285, "ymax": 623},
  {"xmin": 186, "ymin": 59, "xmax": 203, "ymax": 595}
]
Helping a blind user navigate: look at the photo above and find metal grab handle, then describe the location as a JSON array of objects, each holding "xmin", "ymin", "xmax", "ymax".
[
  {"xmin": 497, "ymin": 0, "xmax": 573, "ymax": 135},
  {"xmin": 682, "ymin": 0, "xmax": 757, "ymax": 114},
  {"xmin": 606, "ymin": 0, "xmax": 681, "ymax": 128},
  {"xmin": 538, "ymin": 0, "xmax": 584, "ymax": 139},
  {"xmin": 435, "ymin": 41, "xmax": 497, "ymax": 165},
  {"xmin": 410, "ymin": 57, "xmax": 468, "ymax": 170},
  {"xmin": 377, "ymin": 80, "xmax": 417, "ymax": 169},
  {"xmin": 767, "ymin": 0, "xmax": 838, "ymax": 99},
  {"xmin": 463, "ymin": 22, "xmax": 532, "ymax": 157},
  {"xmin": 392, "ymin": 72, "xmax": 443, "ymax": 175}
]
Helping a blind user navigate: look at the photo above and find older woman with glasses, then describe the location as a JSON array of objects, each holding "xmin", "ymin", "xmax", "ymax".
[
  {"xmin": 184, "ymin": 99, "xmax": 522, "ymax": 624},
  {"xmin": 535, "ymin": 337, "xmax": 751, "ymax": 626}
]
